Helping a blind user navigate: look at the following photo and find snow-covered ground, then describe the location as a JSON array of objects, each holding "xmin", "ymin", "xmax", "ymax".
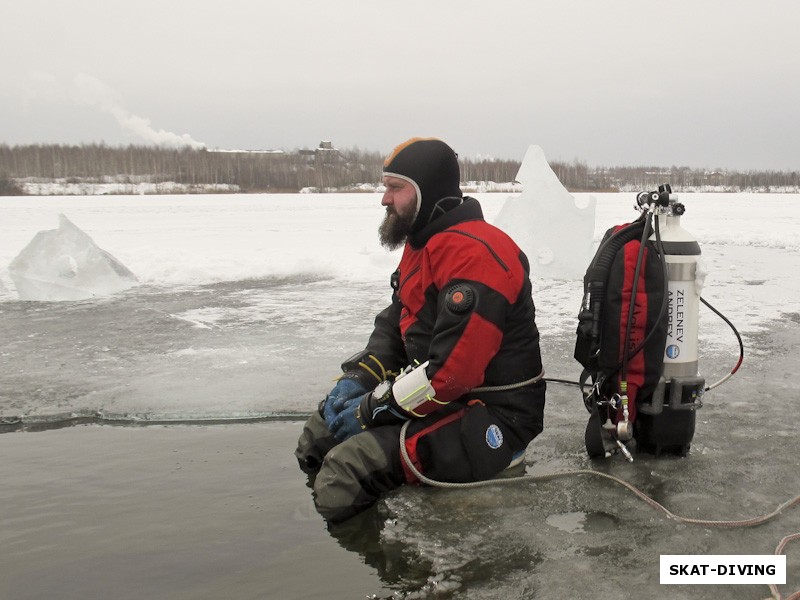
[
  {"xmin": 1, "ymin": 189, "xmax": 799, "ymax": 422},
  {"xmin": 16, "ymin": 177, "xmax": 800, "ymax": 196},
  {"xmin": 2, "ymin": 190, "xmax": 798, "ymax": 333}
]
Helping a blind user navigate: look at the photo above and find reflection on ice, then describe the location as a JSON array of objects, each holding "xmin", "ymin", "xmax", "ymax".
[
  {"xmin": 329, "ymin": 494, "xmax": 541, "ymax": 598},
  {"xmin": 545, "ymin": 510, "xmax": 620, "ymax": 534},
  {"xmin": 9, "ymin": 213, "xmax": 138, "ymax": 301}
]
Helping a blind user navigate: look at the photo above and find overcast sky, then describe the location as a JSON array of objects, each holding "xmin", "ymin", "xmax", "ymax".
[{"xmin": 2, "ymin": 0, "xmax": 798, "ymax": 170}]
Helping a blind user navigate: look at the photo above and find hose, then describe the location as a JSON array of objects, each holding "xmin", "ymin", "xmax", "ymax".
[
  {"xmin": 398, "ymin": 420, "xmax": 800, "ymax": 598},
  {"xmin": 472, "ymin": 369, "xmax": 545, "ymax": 393},
  {"xmin": 768, "ymin": 533, "xmax": 800, "ymax": 600},
  {"xmin": 399, "ymin": 420, "xmax": 799, "ymax": 526},
  {"xmin": 584, "ymin": 209, "xmax": 669, "ymax": 389},
  {"xmin": 620, "ymin": 208, "xmax": 654, "ymax": 382},
  {"xmin": 701, "ymin": 295, "xmax": 745, "ymax": 391}
]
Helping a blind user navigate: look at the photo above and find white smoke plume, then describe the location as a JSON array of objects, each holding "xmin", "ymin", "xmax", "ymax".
[{"xmin": 72, "ymin": 73, "xmax": 205, "ymax": 149}]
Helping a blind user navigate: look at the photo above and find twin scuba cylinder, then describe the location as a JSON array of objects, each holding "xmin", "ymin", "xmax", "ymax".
[{"xmin": 576, "ymin": 184, "xmax": 705, "ymax": 460}]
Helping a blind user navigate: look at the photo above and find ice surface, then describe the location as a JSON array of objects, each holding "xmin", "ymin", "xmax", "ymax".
[
  {"xmin": 8, "ymin": 213, "xmax": 138, "ymax": 301},
  {"xmin": 2, "ymin": 193, "xmax": 800, "ymax": 600},
  {"xmin": 493, "ymin": 145, "xmax": 596, "ymax": 280},
  {"xmin": 0, "ymin": 191, "xmax": 797, "ymax": 422}
]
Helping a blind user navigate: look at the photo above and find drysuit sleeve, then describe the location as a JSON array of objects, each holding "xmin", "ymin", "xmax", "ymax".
[
  {"xmin": 411, "ymin": 235, "xmax": 526, "ymax": 414},
  {"xmin": 340, "ymin": 300, "xmax": 408, "ymax": 389}
]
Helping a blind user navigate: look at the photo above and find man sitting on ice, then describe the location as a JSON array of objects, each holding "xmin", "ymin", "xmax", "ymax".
[{"xmin": 295, "ymin": 137, "xmax": 547, "ymax": 523}]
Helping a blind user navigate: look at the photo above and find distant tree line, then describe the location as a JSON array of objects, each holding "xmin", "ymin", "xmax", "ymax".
[
  {"xmin": 1, "ymin": 143, "xmax": 798, "ymax": 195},
  {"xmin": 556, "ymin": 162, "xmax": 800, "ymax": 193},
  {"xmin": 0, "ymin": 144, "xmax": 383, "ymax": 193}
]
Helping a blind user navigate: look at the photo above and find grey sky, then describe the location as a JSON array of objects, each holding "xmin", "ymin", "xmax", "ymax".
[{"xmin": 2, "ymin": 0, "xmax": 798, "ymax": 170}]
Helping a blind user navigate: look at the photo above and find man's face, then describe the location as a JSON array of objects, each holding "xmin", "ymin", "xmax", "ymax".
[{"xmin": 379, "ymin": 176, "xmax": 418, "ymax": 249}]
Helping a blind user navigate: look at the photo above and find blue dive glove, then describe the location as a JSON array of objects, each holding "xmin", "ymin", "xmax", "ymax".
[
  {"xmin": 322, "ymin": 378, "xmax": 368, "ymax": 429},
  {"xmin": 330, "ymin": 382, "xmax": 411, "ymax": 442},
  {"xmin": 330, "ymin": 395, "xmax": 368, "ymax": 442}
]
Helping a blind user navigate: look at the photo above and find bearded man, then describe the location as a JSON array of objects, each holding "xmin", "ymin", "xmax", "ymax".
[{"xmin": 295, "ymin": 137, "xmax": 546, "ymax": 523}]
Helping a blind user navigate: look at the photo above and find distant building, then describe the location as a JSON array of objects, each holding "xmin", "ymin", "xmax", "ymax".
[
  {"xmin": 211, "ymin": 141, "xmax": 340, "ymax": 165},
  {"xmin": 299, "ymin": 140, "xmax": 339, "ymax": 156}
]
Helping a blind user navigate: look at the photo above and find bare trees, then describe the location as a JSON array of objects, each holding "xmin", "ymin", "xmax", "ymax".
[{"xmin": 1, "ymin": 143, "xmax": 797, "ymax": 194}]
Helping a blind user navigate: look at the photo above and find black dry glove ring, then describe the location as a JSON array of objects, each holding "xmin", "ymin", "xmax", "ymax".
[{"xmin": 359, "ymin": 381, "xmax": 409, "ymax": 428}]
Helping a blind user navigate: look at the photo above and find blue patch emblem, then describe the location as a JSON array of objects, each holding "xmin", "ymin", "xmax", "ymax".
[
  {"xmin": 485, "ymin": 424, "xmax": 504, "ymax": 449},
  {"xmin": 666, "ymin": 345, "xmax": 680, "ymax": 359}
]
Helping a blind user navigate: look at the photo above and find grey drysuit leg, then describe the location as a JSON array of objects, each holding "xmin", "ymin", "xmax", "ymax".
[{"xmin": 295, "ymin": 412, "xmax": 405, "ymax": 522}]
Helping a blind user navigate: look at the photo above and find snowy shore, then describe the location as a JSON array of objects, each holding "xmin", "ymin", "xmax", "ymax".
[{"xmin": 12, "ymin": 178, "xmax": 800, "ymax": 196}]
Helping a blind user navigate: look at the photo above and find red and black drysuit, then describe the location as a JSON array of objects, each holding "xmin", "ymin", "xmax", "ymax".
[{"xmin": 296, "ymin": 197, "xmax": 545, "ymax": 523}]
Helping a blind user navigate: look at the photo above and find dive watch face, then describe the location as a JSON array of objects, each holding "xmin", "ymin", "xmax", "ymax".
[{"xmin": 374, "ymin": 380, "xmax": 392, "ymax": 401}]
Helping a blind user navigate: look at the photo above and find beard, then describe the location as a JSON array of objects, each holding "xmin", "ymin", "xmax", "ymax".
[{"xmin": 378, "ymin": 206, "xmax": 416, "ymax": 250}]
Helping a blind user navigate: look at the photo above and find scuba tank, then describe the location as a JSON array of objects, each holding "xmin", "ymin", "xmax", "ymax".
[
  {"xmin": 575, "ymin": 184, "xmax": 704, "ymax": 459},
  {"xmin": 636, "ymin": 187, "xmax": 705, "ymax": 455}
]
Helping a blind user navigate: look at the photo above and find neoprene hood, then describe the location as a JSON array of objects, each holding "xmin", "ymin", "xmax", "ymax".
[{"xmin": 383, "ymin": 137, "xmax": 463, "ymax": 233}]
